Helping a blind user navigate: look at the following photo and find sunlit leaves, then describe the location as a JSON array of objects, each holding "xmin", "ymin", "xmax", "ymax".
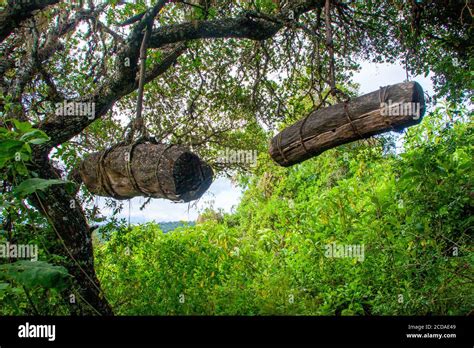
[{"xmin": 95, "ymin": 106, "xmax": 473, "ymax": 315}]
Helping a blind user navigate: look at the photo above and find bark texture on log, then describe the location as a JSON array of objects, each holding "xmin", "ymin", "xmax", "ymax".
[
  {"xmin": 78, "ymin": 143, "xmax": 213, "ymax": 202},
  {"xmin": 269, "ymin": 82, "xmax": 426, "ymax": 167}
]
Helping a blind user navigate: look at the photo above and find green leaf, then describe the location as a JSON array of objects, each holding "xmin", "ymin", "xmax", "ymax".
[
  {"xmin": 13, "ymin": 178, "xmax": 70, "ymax": 197},
  {"xmin": 13, "ymin": 161, "xmax": 29, "ymax": 176},
  {"xmin": 11, "ymin": 119, "xmax": 34, "ymax": 134},
  {"xmin": 0, "ymin": 139, "xmax": 24, "ymax": 159},
  {"xmin": 208, "ymin": 8, "xmax": 217, "ymax": 18},
  {"xmin": 0, "ymin": 261, "xmax": 70, "ymax": 290},
  {"xmin": 399, "ymin": 171, "xmax": 419, "ymax": 182},
  {"xmin": 0, "ymin": 128, "xmax": 10, "ymax": 137},
  {"xmin": 20, "ymin": 130, "xmax": 50, "ymax": 144}
]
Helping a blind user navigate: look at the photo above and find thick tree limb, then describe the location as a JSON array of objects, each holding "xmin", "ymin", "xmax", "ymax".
[
  {"xmin": 28, "ymin": 158, "xmax": 113, "ymax": 315},
  {"xmin": 35, "ymin": 0, "xmax": 326, "ymax": 152},
  {"xmin": 3, "ymin": 4, "xmax": 109, "ymax": 121},
  {"xmin": 149, "ymin": 16, "xmax": 281, "ymax": 48},
  {"xmin": 149, "ymin": 0, "xmax": 325, "ymax": 48},
  {"xmin": 0, "ymin": 0, "xmax": 59, "ymax": 42},
  {"xmin": 37, "ymin": 43, "xmax": 187, "ymax": 150}
]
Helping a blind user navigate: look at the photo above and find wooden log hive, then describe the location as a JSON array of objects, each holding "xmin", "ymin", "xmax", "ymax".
[
  {"xmin": 269, "ymin": 82, "xmax": 426, "ymax": 167},
  {"xmin": 77, "ymin": 143, "xmax": 213, "ymax": 202}
]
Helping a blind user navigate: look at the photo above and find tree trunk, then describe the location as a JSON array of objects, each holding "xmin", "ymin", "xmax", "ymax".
[
  {"xmin": 30, "ymin": 157, "xmax": 113, "ymax": 316},
  {"xmin": 77, "ymin": 143, "xmax": 213, "ymax": 202},
  {"xmin": 0, "ymin": 0, "xmax": 60, "ymax": 43},
  {"xmin": 269, "ymin": 82, "xmax": 426, "ymax": 167}
]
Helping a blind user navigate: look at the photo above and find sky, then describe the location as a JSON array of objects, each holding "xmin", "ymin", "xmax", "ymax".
[{"xmin": 100, "ymin": 61, "xmax": 435, "ymax": 224}]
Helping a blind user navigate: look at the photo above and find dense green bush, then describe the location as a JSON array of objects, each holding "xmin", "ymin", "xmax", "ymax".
[{"xmin": 95, "ymin": 105, "xmax": 473, "ymax": 315}]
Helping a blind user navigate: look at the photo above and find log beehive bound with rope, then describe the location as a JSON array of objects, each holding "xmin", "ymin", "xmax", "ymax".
[
  {"xmin": 269, "ymin": 82, "xmax": 426, "ymax": 167},
  {"xmin": 77, "ymin": 142, "xmax": 213, "ymax": 202},
  {"xmin": 71, "ymin": 8, "xmax": 216, "ymax": 203}
]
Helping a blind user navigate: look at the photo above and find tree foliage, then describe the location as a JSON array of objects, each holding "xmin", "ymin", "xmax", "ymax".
[
  {"xmin": 94, "ymin": 105, "xmax": 473, "ymax": 315},
  {"xmin": 0, "ymin": 0, "xmax": 472, "ymax": 314}
]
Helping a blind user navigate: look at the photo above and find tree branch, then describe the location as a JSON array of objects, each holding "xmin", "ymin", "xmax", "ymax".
[
  {"xmin": 149, "ymin": 0, "xmax": 325, "ymax": 48},
  {"xmin": 35, "ymin": 0, "xmax": 326, "ymax": 152},
  {"xmin": 37, "ymin": 43, "xmax": 187, "ymax": 150},
  {"xmin": 0, "ymin": 0, "xmax": 60, "ymax": 42}
]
